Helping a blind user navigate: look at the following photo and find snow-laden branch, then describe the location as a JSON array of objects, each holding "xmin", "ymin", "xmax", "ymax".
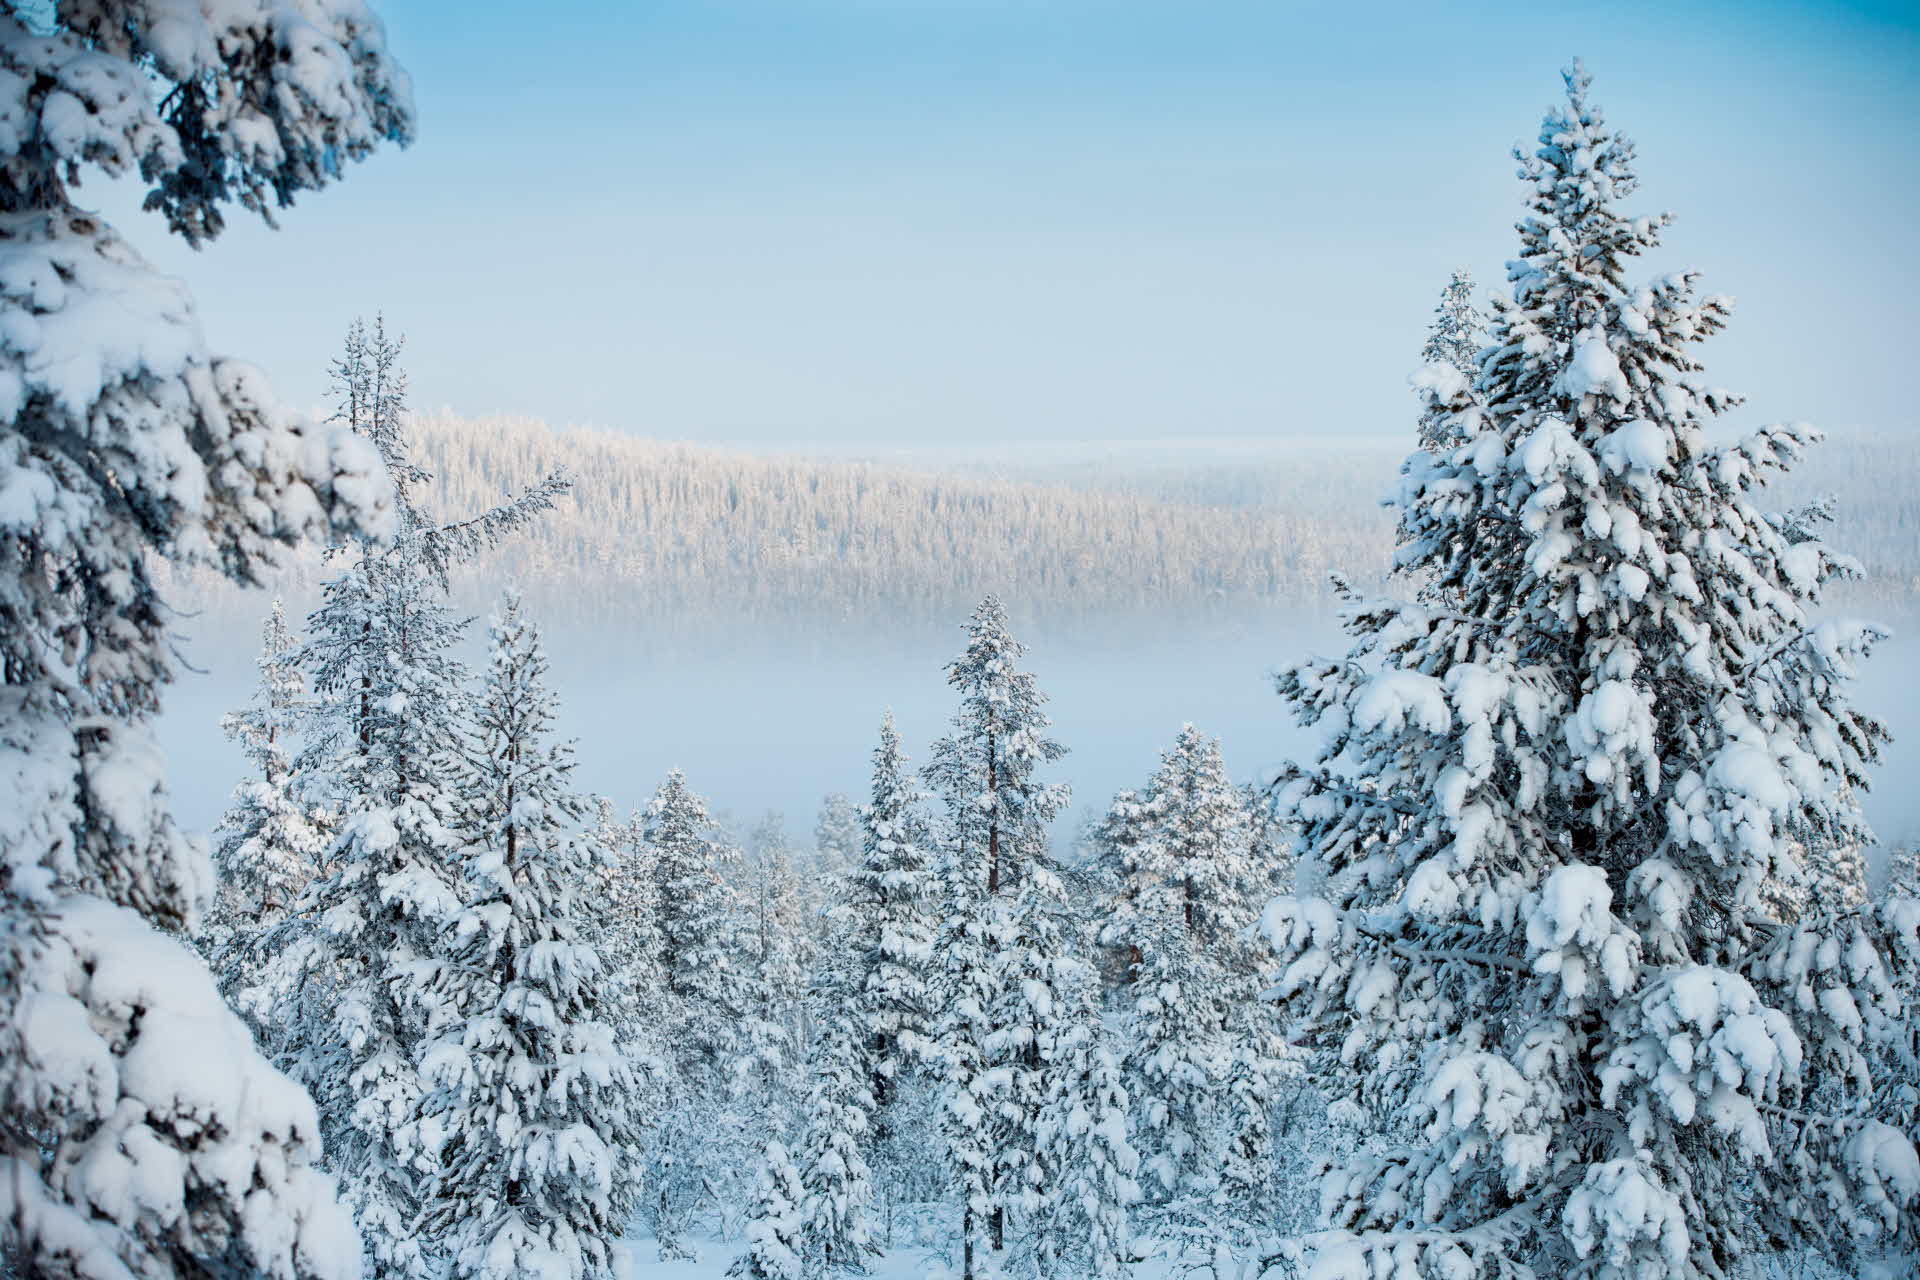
[
  {"xmin": 1251, "ymin": 1191, "xmax": 1551, "ymax": 1278},
  {"xmin": 1353, "ymin": 923, "xmax": 1533, "ymax": 975},
  {"xmin": 1273, "ymin": 767, "xmax": 1426, "ymax": 818}
]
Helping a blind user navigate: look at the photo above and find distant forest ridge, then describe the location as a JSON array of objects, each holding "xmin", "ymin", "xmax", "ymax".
[{"xmin": 162, "ymin": 413, "xmax": 1920, "ymax": 639}]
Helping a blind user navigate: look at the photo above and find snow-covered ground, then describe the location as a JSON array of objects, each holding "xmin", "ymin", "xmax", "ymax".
[
  {"xmin": 619, "ymin": 1235, "xmax": 1204, "ymax": 1279},
  {"xmin": 618, "ymin": 1234, "xmax": 1916, "ymax": 1279}
]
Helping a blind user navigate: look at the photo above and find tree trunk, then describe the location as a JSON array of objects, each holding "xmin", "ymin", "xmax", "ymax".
[{"xmin": 962, "ymin": 1202, "xmax": 975, "ymax": 1280}]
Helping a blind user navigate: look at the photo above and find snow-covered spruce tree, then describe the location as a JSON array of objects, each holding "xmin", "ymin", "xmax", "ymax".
[
  {"xmin": 284, "ymin": 320, "xmax": 565, "ymax": 1276},
  {"xmin": 1243, "ymin": 781, "xmax": 1297, "ymax": 898},
  {"xmin": 1769, "ymin": 831, "xmax": 1870, "ymax": 923},
  {"xmin": 1262, "ymin": 63, "xmax": 1918, "ymax": 1278},
  {"xmin": 1101, "ymin": 726, "xmax": 1282, "ymax": 1251},
  {"xmin": 415, "ymin": 592, "xmax": 644, "ymax": 1279},
  {"xmin": 817, "ymin": 792, "xmax": 863, "ymax": 877},
  {"xmin": 1411, "ymin": 269, "xmax": 1489, "ymax": 454},
  {"xmin": 732, "ymin": 812, "xmax": 810, "ymax": 1201},
  {"xmin": 1089, "ymin": 786, "xmax": 1163, "ymax": 992},
  {"xmin": 647, "ymin": 769, "xmax": 747, "ymax": 1076},
  {"xmin": 805, "ymin": 791, "xmax": 865, "ymax": 948},
  {"xmin": 789, "ymin": 1040, "xmax": 880, "ymax": 1277},
  {"xmin": 203, "ymin": 599, "xmax": 332, "ymax": 1035},
  {"xmin": 849, "ymin": 710, "xmax": 937, "ymax": 1116},
  {"xmin": 0, "ymin": 4, "xmax": 411, "ymax": 1274},
  {"xmin": 330, "ymin": 315, "xmax": 422, "ymax": 517},
  {"xmin": 1032, "ymin": 973, "xmax": 1141, "ymax": 1280},
  {"xmin": 766, "ymin": 914, "xmax": 881, "ymax": 1279},
  {"xmin": 643, "ymin": 768, "xmax": 749, "ymax": 1254},
  {"xmin": 730, "ymin": 1142, "xmax": 808, "ymax": 1280},
  {"xmin": 924, "ymin": 597, "xmax": 1073, "ymax": 1274},
  {"xmin": 595, "ymin": 795, "xmax": 665, "ymax": 1078},
  {"xmin": 981, "ymin": 858, "xmax": 1083, "ymax": 1271},
  {"xmin": 1808, "ymin": 822, "xmax": 1869, "ymax": 910},
  {"xmin": 1890, "ymin": 847, "xmax": 1920, "ymax": 900},
  {"xmin": 292, "ymin": 507, "xmax": 469, "ymax": 1277}
]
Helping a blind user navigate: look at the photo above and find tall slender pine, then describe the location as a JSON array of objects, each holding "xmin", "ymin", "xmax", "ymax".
[
  {"xmin": 282, "ymin": 320, "xmax": 564, "ymax": 1276},
  {"xmin": 204, "ymin": 600, "xmax": 331, "ymax": 1038},
  {"xmin": 924, "ymin": 597, "xmax": 1072, "ymax": 1275},
  {"xmin": 416, "ymin": 593, "xmax": 644, "ymax": 1278}
]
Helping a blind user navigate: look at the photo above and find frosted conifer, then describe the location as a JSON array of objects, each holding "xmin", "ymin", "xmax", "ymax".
[
  {"xmin": 647, "ymin": 768, "xmax": 748, "ymax": 1080},
  {"xmin": 1033, "ymin": 982, "xmax": 1141, "ymax": 1280},
  {"xmin": 1264, "ymin": 64, "xmax": 1917, "ymax": 1278},
  {"xmin": 283, "ymin": 318, "xmax": 564, "ymax": 1275},
  {"xmin": 731, "ymin": 1143, "xmax": 808, "ymax": 1280},
  {"xmin": 737, "ymin": 812, "xmax": 808, "ymax": 1134},
  {"xmin": 1890, "ymin": 846, "xmax": 1920, "ymax": 900},
  {"xmin": 1100, "ymin": 727, "xmax": 1280, "ymax": 1245},
  {"xmin": 924, "ymin": 597, "xmax": 1072, "ymax": 1275},
  {"xmin": 779, "ymin": 927, "xmax": 881, "ymax": 1278},
  {"xmin": 1412, "ymin": 269, "xmax": 1490, "ymax": 453},
  {"xmin": 0, "ymin": 3, "xmax": 410, "ymax": 1273},
  {"xmin": 417, "ymin": 593, "xmax": 644, "ymax": 1279},
  {"xmin": 643, "ymin": 768, "xmax": 749, "ymax": 1253},
  {"xmin": 816, "ymin": 792, "xmax": 863, "ymax": 876},
  {"xmin": 595, "ymin": 796, "xmax": 664, "ymax": 1068},
  {"xmin": 204, "ymin": 600, "xmax": 332, "ymax": 1036},
  {"xmin": 849, "ymin": 711, "xmax": 938, "ymax": 1109}
]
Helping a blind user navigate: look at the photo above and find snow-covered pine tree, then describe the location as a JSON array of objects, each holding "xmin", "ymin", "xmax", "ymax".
[
  {"xmin": 1242, "ymin": 780, "xmax": 1296, "ymax": 897},
  {"xmin": 737, "ymin": 812, "xmax": 809, "ymax": 1136},
  {"xmin": 284, "ymin": 319, "xmax": 566, "ymax": 1276},
  {"xmin": 924, "ymin": 597, "xmax": 1073, "ymax": 1275},
  {"xmin": 788, "ymin": 1040, "xmax": 880, "ymax": 1277},
  {"xmin": 769, "ymin": 908, "xmax": 881, "ymax": 1279},
  {"xmin": 817, "ymin": 792, "xmax": 863, "ymax": 877},
  {"xmin": 595, "ymin": 795, "xmax": 665, "ymax": 1075},
  {"xmin": 1890, "ymin": 846, "xmax": 1920, "ymax": 900},
  {"xmin": 1411, "ymin": 269, "xmax": 1490, "ymax": 454},
  {"xmin": 0, "ymin": 4, "xmax": 411, "ymax": 1274},
  {"xmin": 981, "ymin": 857, "xmax": 1082, "ymax": 1267},
  {"xmin": 293, "ymin": 508, "xmax": 470, "ymax": 1278},
  {"xmin": 643, "ymin": 768, "xmax": 750, "ymax": 1253},
  {"xmin": 416, "ymin": 592, "xmax": 644, "ymax": 1279},
  {"xmin": 1263, "ymin": 63, "xmax": 1919, "ymax": 1278},
  {"xmin": 925, "ymin": 598, "xmax": 1070, "ymax": 901},
  {"xmin": 1089, "ymin": 787, "xmax": 1163, "ymax": 994},
  {"xmin": 730, "ymin": 1143, "xmax": 808, "ymax": 1280},
  {"xmin": 204, "ymin": 599, "xmax": 332, "ymax": 1036},
  {"xmin": 1032, "ymin": 973, "xmax": 1141, "ymax": 1280},
  {"xmin": 647, "ymin": 768, "xmax": 748, "ymax": 1083},
  {"xmin": 1809, "ymin": 831, "xmax": 1870, "ymax": 911},
  {"xmin": 1153, "ymin": 731, "xmax": 1287, "ymax": 1243},
  {"xmin": 850, "ymin": 710, "xmax": 937, "ymax": 1112},
  {"xmin": 1422, "ymin": 268, "xmax": 1484, "ymax": 374},
  {"xmin": 1101, "ymin": 726, "xmax": 1282, "ymax": 1250},
  {"xmin": 932, "ymin": 833, "xmax": 999, "ymax": 1280},
  {"xmin": 331, "ymin": 315, "xmax": 422, "ymax": 519}
]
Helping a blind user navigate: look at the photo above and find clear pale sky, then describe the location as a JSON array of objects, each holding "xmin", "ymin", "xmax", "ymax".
[{"xmin": 94, "ymin": 0, "xmax": 1918, "ymax": 450}]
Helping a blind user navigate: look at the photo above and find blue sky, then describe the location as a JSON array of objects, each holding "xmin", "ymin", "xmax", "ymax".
[{"xmin": 96, "ymin": 0, "xmax": 1918, "ymax": 450}]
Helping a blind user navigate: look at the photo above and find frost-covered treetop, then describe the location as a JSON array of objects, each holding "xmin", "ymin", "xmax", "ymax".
[
  {"xmin": 1421, "ymin": 269, "xmax": 1482, "ymax": 375},
  {"xmin": 927, "ymin": 595, "xmax": 1069, "ymax": 893},
  {"xmin": 940, "ymin": 594, "xmax": 1066, "ymax": 776},
  {"xmin": 2, "ymin": 0, "xmax": 414, "ymax": 243},
  {"xmin": 1412, "ymin": 268, "xmax": 1487, "ymax": 452}
]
